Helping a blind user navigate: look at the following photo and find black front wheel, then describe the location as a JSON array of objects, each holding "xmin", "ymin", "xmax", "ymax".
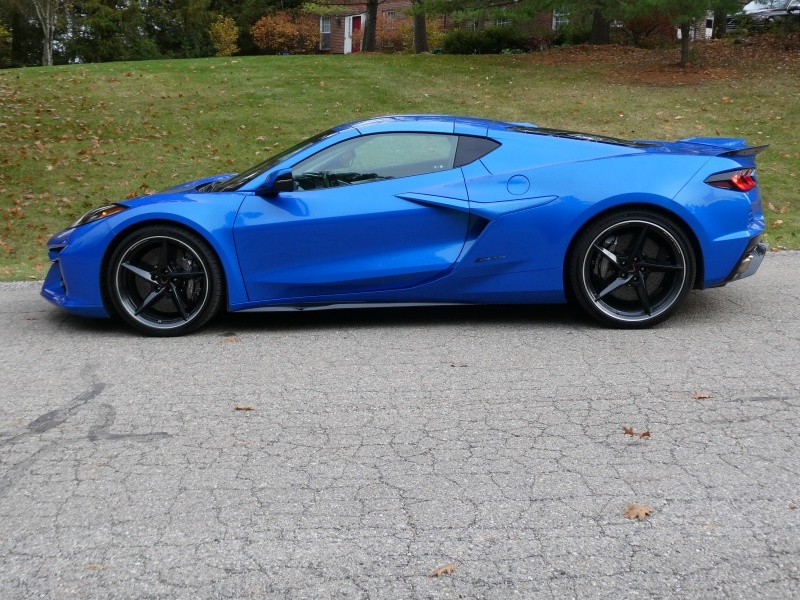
[
  {"xmin": 107, "ymin": 225, "xmax": 224, "ymax": 336},
  {"xmin": 569, "ymin": 210, "xmax": 696, "ymax": 328}
]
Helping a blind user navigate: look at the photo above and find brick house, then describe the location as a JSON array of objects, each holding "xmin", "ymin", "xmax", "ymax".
[
  {"xmin": 318, "ymin": 1, "xmax": 561, "ymax": 54},
  {"xmin": 317, "ymin": 0, "xmax": 410, "ymax": 54}
]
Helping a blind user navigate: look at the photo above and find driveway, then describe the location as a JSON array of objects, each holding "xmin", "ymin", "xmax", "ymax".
[{"xmin": 1, "ymin": 253, "xmax": 799, "ymax": 599}]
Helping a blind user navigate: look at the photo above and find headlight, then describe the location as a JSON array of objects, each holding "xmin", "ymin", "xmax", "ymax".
[{"xmin": 71, "ymin": 204, "xmax": 128, "ymax": 228}]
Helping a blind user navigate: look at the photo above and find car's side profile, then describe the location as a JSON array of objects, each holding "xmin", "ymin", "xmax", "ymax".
[{"xmin": 42, "ymin": 115, "xmax": 767, "ymax": 335}]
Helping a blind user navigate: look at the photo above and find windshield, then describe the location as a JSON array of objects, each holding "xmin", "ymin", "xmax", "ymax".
[{"xmin": 211, "ymin": 128, "xmax": 338, "ymax": 192}]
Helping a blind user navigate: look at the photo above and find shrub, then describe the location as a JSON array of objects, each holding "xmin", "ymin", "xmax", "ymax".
[
  {"xmin": 442, "ymin": 26, "xmax": 528, "ymax": 54},
  {"xmin": 210, "ymin": 16, "xmax": 240, "ymax": 57},
  {"xmin": 363, "ymin": 14, "xmax": 444, "ymax": 53},
  {"xmin": 251, "ymin": 11, "xmax": 318, "ymax": 55},
  {"xmin": 620, "ymin": 13, "xmax": 675, "ymax": 48},
  {"xmin": 0, "ymin": 21, "xmax": 11, "ymax": 69},
  {"xmin": 551, "ymin": 23, "xmax": 592, "ymax": 46},
  {"xmin": 765, "ymin": 17, "xmax": 800, "ymax": 51}
]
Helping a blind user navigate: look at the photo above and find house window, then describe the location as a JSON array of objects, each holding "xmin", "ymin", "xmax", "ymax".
[
  {"xmin": 320, "ymin": 16, "xmax": 331, "ymax": 51},
  {"xmin": 496, "ymin": 19, "xmax": 509, "ymax": 27},
  {"xmin": 384, "ymin": 10, "xmax": 396, "ymax": 30},
  {"xmin": 552, "ymin": 10, "xmax": 569, "ymax": 30}
]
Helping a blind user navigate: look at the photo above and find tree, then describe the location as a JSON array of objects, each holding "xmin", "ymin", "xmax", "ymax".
[
  {"xmin": 210, "ymin": 15, "xmax": 239, "ymax": 55},
  {"xmin": 411, "ymin": 0, "xmax": 428, "ymax": 52},
  {"xmin": 251, "ymin": 10, "xmax": 318, "ymax": 53},
  {"xmin": 68, "ymin": 0, "xmax": 160, "ymax": 63},
  {"xmin": 639, "ymin": 0, "xmax": 739, "ymax": 66},
  {"xmin": 361, "ymin": 0, "xmax": 378, "ymax": 51},
  {"xmin": 0, "ymin": 18, "xmax": 10, "ymax": 67},
  {"xmin": 30, "ymin": 0, "xmax": 59, "ymax": 65},
  {"xmin": 0, "ymin": 0, "xmax": 42, "ymax": 66},
  {"xmin": 590, "ymin": 7, "xmax": 610, "ymax": 44},
  {"xmin": 144, "ymin": 0, "xmax": 214, "ymax": 58}
]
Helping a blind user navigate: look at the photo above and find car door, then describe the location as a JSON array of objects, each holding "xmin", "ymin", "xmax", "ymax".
[{"xmin": 233, "ymin": 132, "xmax": 471, "ymax": 302}]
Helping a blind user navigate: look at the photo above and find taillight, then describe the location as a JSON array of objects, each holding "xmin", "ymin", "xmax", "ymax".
[{"xmin": 705, "ymin": 168, "xmax": 757, "ymax": 192}]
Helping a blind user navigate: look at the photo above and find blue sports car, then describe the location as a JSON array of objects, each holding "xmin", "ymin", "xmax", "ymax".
[{"xmin": 42, "ymin": 115, "xmax": 767, "ymax": 336}]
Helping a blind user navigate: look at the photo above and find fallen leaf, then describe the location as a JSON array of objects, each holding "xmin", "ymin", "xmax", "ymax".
[
  {"xmin": 429, "ymin": 562, "xmax": 455, "ymax": 577},
  {"xmin": 623, "ymin": 504, "xmax": 653, "ymax": 520},
  {"xmin": 789, "ymin": 501, "xmax": 798, "ymax": 510},
  {"xmin": 234, "ymin": 406, "xmax": 254, "ymax": 411},
  {"xmin": 622, "ymin": 426, "xmax": 634, "ymax": 436},
  {"xmin": 692, "ymin": 392, "xmax": 713, "ymax": 399},
  {"xmin": 222, "ymin": 336, "xmax": 241, "ymax": 343},
  {"xmin": 25, "ymin": 315, "xmax": 39, "ymax": 321},
  {"xmin": 450, "ymin": 362, "xmax": 468, "ymax": 367},
  {"xmin": 638, "ymin": 431, "xmax": 651, "ymax": 439}
]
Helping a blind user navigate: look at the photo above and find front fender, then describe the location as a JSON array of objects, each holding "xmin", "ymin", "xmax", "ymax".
[{"xmin": 109, "ymin": 192, "xmax": 251, "ymax": 306}]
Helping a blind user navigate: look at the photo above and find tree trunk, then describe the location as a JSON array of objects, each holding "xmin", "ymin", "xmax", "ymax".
[
  {"xmin": 414, "ymin": 12, "xmax": 428, "ymax": 53},
  {"xmin": 42, "ymin": 39, "xmax": 52, "ymax": 66},
  {"xmin": 712, "ymin": 11, "xmax": 727, "ymax": 39},
  {"xmin": 589, "ymin": 8, "xmax": 610, "ymax": 45},
  {"xmin": 361, "ymin": 0, "xmax": 378, "ymax": 52},
  {"xmin": 679, "ymin": 21, "xmax": 691, "ymax": 67},
  {"xmin": 31, "ymin": 0, "xmax": 56, "ymax": 66}
]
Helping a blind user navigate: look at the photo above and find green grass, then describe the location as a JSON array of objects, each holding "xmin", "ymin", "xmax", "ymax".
[{"xmin": 1, "ymin": 46, "xmax": 799, "ymax": 281}]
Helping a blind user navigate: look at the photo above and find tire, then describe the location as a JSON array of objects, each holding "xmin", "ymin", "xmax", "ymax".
[
  {"xmin": 568, "ymin": 210, "xmax": 696, "ymax": 328},
  {"xmin": 107, "ymin": 225, "xmax": 224, "ymax": 336}
]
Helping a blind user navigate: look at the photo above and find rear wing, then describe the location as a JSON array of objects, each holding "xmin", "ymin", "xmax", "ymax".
[
  {"xmin": 718, "ymin": 145, "xmax": 769, "ymax": 157},
  {"xmin": 677, "ymin": 136, "xmax": 769, "ymax": 157}
]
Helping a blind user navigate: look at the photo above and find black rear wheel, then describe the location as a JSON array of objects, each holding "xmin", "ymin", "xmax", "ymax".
[
  {"xmin": 569, "ymin": 210, "xmax": 696, "ymax": 328},
  {"xmin": 107, "ymin": 225, "xmax": 224, "ymax": 336}
]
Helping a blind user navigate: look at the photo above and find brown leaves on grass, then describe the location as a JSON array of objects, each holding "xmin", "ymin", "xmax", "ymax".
[
  {"xmin": 526, "ymin": 37, "xmax": 799, "ymax": 84},
  {"xmin": 428, "ymin": 562, "xmax": 455, "ymax": 577},
  {"xmin": 623, "ymin": 504, "xmax": 653, "ymax": 520}
]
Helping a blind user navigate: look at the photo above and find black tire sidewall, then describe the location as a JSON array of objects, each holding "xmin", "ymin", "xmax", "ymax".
[
  {"xmin": 568, "ymin": 210, "xmax": 696, "ymax": 328},
  {"xmin": 107, "ymin": 225, "xmax": 224, "ymax": 336}
]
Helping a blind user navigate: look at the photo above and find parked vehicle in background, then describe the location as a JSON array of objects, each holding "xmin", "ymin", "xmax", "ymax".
[{"xmin": 729, "ymin": 0, "xmax": 800, "ymax": 31}]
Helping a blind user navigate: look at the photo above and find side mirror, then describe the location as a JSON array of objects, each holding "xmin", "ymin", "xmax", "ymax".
[{"xmin": 257, "ymin": 169, "xmax": 294, "ymax": 197}]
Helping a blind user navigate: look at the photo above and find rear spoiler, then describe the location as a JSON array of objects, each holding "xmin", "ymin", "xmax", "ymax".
[
  {"xmin": 718, "ymin": 144, "xmax": 769, "ymax": 157},
  {"xmin": 677, "ymin": 136, "xmax": 769, "ymax": 157}
]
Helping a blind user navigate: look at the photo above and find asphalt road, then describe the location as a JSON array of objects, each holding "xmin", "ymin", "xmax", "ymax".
[{"xmin": 1, "ymin": 252, "xmax": 799, "ymax": 599}]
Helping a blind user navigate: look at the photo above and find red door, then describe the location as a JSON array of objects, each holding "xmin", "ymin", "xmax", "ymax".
[{"xmin": 352, "ymin": 15, "xmax": 361, "ymax": 53}]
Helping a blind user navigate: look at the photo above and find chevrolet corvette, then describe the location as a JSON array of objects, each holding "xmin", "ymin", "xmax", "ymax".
[{"xmin": 42, "ymin": 115, "xmax": 768, "ymax": 336}]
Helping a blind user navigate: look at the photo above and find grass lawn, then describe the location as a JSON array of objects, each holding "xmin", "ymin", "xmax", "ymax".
[{"xmin": 1, "ymin": 39, "xmax": 798, "ymax": 281}]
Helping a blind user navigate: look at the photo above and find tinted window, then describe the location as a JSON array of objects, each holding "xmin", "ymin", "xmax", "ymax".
[
  {"xmin": 454, "ymin": 136, "xmax": 500, "ymax": 167},
  {"xmin": 293, "ymin": 133, "xmax": 458, "ymax": 191}
]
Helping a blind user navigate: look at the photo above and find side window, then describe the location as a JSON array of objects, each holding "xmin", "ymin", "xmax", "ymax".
[
  {"xmin": 292, "ymin": 133, "xmax": 458, "ymax": 191},
  {"xmin": 454, "ymin": 136, "xmax": 500, "ymax": 167}
]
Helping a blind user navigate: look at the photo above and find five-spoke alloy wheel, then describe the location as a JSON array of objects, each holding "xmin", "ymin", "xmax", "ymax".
[
  {"xmin": 107, "ymin": 226, "xmax": 224, "ymax": 336},
  {"xmin": 569, "ymin": 210, "xmax": 696, "ymax": 328}
]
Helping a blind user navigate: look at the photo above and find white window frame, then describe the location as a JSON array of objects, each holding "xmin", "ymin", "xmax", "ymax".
[
  {"xmin": 320, "ymin": 16, "xmax": 331, "ymax": 51},
  {"xmin": 552, "ymin": 10, "xmax": 569, "ymax": 30}
]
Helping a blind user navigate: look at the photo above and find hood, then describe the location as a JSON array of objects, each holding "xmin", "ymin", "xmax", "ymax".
[{"xmin": 158, "ymin": 173, "xmax": 237, "ymax": 195}]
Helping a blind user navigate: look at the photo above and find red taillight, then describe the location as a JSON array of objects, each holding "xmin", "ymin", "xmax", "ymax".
[{"xmin": 705, "ymin": 168, "xmax": 757, "ymax": 192}]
